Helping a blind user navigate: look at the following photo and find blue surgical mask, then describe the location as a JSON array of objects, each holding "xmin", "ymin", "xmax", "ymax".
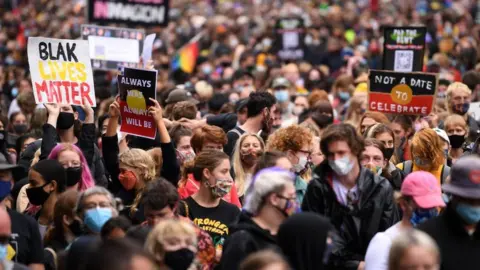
[
  {"xmin": 410, "ymin": 208, "xmax": 438, "ymax": 227},
  {"xmin": 0, "ymin": 244, "xmax": 7, "ymax": 261},
  {"xmin": 84, "ymin": 208, "xmax": 113, "ymax": 233},
  {"xmin": 202, "ymin": 65, "xmax": 212, "ymax": 75},
  {"xmin": 456, "ymin": 203, "xmax": 480, "ymax": 224},
  {"xmin": 338, "ymin": 92, "xmax": 350, "ymax": 101},
  {"xmin": 274, "ymin": 90, "xmax": 289, "ymax": 103},
  {"xmin": 0, "ymin": 181, "xmax": 11, "ymax": 202}
]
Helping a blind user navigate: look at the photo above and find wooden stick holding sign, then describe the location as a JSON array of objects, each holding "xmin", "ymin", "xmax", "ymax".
[{"xmin": 28, "ymin": 37, "xmax": 96, "ymax": 107}]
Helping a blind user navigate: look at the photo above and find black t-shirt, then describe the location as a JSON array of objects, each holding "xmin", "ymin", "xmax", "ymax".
[
  {"xmin": 179, "ymin": 197, "xmax": 240, "ymax": 251},
  {"xmin": 7, "ymin": 209, "xmax": 44, "ymax": 265}
]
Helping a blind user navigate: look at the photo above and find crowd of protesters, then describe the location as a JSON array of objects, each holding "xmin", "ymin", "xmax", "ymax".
[{"xmin": 2, "ymin": 0, "xmax": 480, "ymax": 270}]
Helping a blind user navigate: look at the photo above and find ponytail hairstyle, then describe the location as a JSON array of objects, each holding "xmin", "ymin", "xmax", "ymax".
[
  {"xmin": 48, "ymin": 143, "xmax": 94, "ymax": 191},
  {"xmin": 118, "ymin": 148, "xmax": 156, "ymax": 216},
  {"xmin": 182, "ymin": 150, "xmax": 229, "ymax": 182}
]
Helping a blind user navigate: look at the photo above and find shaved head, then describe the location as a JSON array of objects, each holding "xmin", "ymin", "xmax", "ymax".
[{"xmin": 0, "ymin": 207, "xmax": 11, "ymax": 235}]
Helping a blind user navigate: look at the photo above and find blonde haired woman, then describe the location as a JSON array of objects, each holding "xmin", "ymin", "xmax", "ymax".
[
  {"xmin": 145, "ymin": 219, "xmax": 198, "ymax": 270},
  {"xmin": 103, "ymin": 98, "xmax": 180, "ymax": 224},
  {"xmin": 443, "ymin": 114, "xmax": 469, "ymax": 163},
  {"xmin": 118, "ymin": 148, "xmax": 156, "ymax": 223},
  {"xmin": 232, "ymin": 133, "xmax": 265, "ymax": 201},
  {"xmin": 388, "ymin": 230, "xmax": 440, "ymax": 270}
]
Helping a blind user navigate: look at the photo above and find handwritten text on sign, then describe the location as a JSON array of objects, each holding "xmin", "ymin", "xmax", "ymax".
[{"xmin": 28, "ymin": 37, "xmax": 96, "ymax": 107}]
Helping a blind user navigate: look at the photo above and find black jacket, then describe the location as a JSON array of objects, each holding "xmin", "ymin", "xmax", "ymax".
[
  {"xmin": 302, "ymin": 162, "xmax": 398, "ymax": 270},
  {"xmin": 219, "ymin": 211, "xmax": 279, "ymax": 270},
  {"xmin": 19, "ymin": 124, "xmax": 107, "ymax": 187},
  {"xmin": 418, "ymin": 204, "xmax": 480, "ymax": 270}
]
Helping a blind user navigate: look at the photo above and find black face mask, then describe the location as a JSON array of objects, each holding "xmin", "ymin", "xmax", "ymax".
[
  {"xmin": 311, "ymin": 114, "xmax": 333, "ymax": 129},
  {"xmin": 164, "ymin": 248, "xmax": 195, "ymax": 270},
  {"xmin": 68, "ymin": 219, "xmax": 85, "ymax": 237},
  {"xmin": 448, "ymin": 135, "xmax": 465, "ymax": 149},
  {"xmin": 26, "ymin": 183, "xmax": 51, "ymax": 206},
  {"xmin": 384, "ymin": 147, "xmax": 395, "ymax": 160},
  {"xmin": 56, "ymin": 112, "xmax": 75, "ymax": 130},
  {"xmin": 13, "ymin": 124, "xmax": 28, "ymax": 134},
  {"xmin": 0, "ymin": 131, "xmax": 6, "ymax": 144},
  {"xmin": 65, "ymin": 167, "xmax": 82, "ymax": 187},
  {"xmin": 220, "ymin": 61, "xmax": 231, "ymax": 68}
]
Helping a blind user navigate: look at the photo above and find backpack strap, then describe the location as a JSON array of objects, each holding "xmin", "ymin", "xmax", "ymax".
[
  {"xmin": 402, "ymin": 160, "xmax": 413, "ymax": 174},
  {"xmin": 45, "ymin": 247, "xmax": 57, "ymax": 269},
  {"xmin": 227, "ymin": 128, "xmax": 242, "ymax": 138},
  {"xmin": 441, "ymin": 165, "xmax": 451, "ymax": 184}
]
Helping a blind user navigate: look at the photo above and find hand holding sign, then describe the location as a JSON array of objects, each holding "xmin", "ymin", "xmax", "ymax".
[
  {"xmin": 80, "ymin": 96, "xmax": 95, "ymax": 124},
  {"xmin": 109, "ymin": 101, "xmax": 121, "ymax": 119},
  {"xmin": 148, "ymin": 98, "xmax": 163, "ymax": 123},
  {"xmin": 44, "ymin": 103, "xmax": 60, "ymax": 128}
]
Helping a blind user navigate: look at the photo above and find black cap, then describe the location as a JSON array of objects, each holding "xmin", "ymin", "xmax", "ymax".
[
  {"xmin": 235, "ymin": 98, "xmax": 249, "ymax": 112},
  {"xmin": 232, "ymin": 69, "xmax": 254, "ymax": 82}
]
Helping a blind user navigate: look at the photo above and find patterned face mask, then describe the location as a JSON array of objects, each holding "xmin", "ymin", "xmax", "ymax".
[{"xmin": 207, "ymin": 178, "xmax": 233, "ymax": 198}]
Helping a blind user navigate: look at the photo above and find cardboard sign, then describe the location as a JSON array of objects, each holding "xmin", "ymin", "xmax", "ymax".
[
  {"xmin": 27, "ymin": 37, "xmax": 96, "ymax": 107},
  {"xmin": 273, "ymin": 17, "xmax": 305, "ymax": 61},
  {"xmin": 383, "ymin": 27, "xmax": 426, "ymax": 72},
  {"xmin": 118, "ymin": 67, "xmax": 157, "ymax": 139},
  {"xmin": 368, "ymin": 70, "xmax": 438, "ymax": 115},
  {"xmin": 81, "ymin": 25, "xmax": 145, "ymax": 70},
  {"xmin": 469, "ymin": 102, "xmax": 480, "ymax": 122},
  {"xmin": 87, "ymin": 0, "xmax": 169, "ymax": 27}
]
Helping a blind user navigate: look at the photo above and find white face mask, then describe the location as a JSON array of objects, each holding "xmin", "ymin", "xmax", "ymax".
[
  {"xmin": 293, "ymin": 155, "xmax": 308, "ymax": 174},
  {"xmin": 329, "ymin": 156, "xmax": 354, "ymax": 176}
]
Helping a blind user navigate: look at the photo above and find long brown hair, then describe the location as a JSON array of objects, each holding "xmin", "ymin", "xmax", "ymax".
[
  {"xmin": 44, "ymin": 189, "xmax": 79, "ymax": 246},
  {"xmin": 182, "ymin": 150, "xmax": 229, "ymax": 182}
]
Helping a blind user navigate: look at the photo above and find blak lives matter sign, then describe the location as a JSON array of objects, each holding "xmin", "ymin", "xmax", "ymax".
[
  {"xmin": 87, "ymin": 0, "xmax": 169, "ymax": 27},
  {"xmin": 273, "ymin": 17, "xmax": 305, "ymax": 61},
  {"xmin": 383, "ymin": 26, "xmax": 426, "ymax": 72},
  {"xmin": 368, "ymin": 70, "xmax": 438, "ymax": 115},
  {"xmin": 27, "ymin": 37, "xmax": 96, "ymax": 107},
  {"xmin": 118, "ymin": 67, "xmax": 157, "ymax": 139}
]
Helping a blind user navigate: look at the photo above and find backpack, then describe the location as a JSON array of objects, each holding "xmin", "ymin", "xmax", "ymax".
[{"xmin": 401, "ymin": 160, "xmax": 450, "ymax": 184}]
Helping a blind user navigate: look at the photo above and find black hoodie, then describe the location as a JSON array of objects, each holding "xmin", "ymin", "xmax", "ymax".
[{"xmin": 219, "ymin": 211, "xmax": 279, "ymax": 270}]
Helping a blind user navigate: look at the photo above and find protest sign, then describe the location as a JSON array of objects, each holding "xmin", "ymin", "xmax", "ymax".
[
  {"xmin": 368, "ymin": 70, "xmax": 438, "ymax": 115},
  {"xmin": 87, "ymin": 0, "xmax": 169, "ymax": 27},
  {"xmin": 272, "ymin": 17, "xmax": 305, "ymax": 61},
  {"xmin": 118, "ymin": 67, "xmax": 157, "ymax": 139},
  {"xmin": 81, "ymin": 25, "xmax": 144, "ymax": 70},
  {"xmin": 469, "ymin": 102, "xmax": 480, "ymax": 122},
  {"xmin": 27, "ymin": 37, "xmax": 96, "ymax": 107},
  {"xmin": 383, "ymin": 26, "xmax": 426, "ymax": 72},
  {"xmin": 142, "ymin": 34, "xmax": 156, "ymax": 68}
]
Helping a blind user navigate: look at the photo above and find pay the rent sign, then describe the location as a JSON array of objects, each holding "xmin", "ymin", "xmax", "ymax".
[{"xmin": 28, "ymin": 37, "xmax": 96, "ymax": 107}]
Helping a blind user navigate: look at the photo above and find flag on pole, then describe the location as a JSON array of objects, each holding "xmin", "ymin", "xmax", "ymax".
[{"xmin": 171, "ymin": 32, "xmax": 203, "ymax": 73}]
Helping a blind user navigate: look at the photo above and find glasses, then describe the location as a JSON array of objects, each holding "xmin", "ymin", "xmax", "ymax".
[
  {"xmin": 83, "ymin": 202, "xmax": 113, "ymax": 210},
  {"xmin": 297, "ymin": 149, "xmax": 312, "ymax": 157},
  {"xmin": 276, "ymin": 194, "xmax": 297, "ymax": 202}
]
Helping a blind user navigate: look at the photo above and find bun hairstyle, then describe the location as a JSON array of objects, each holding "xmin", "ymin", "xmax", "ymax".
[{"xmin": 182, "ymin": 150, "xmax": 229, "ymax": 182}]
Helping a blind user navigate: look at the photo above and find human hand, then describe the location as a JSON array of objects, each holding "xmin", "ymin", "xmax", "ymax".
[
  {"xmin": 109, "ymin": 101, "xmax": 121, "ymax": 118},
  {"xmin": 357, "ymin": 261, "xmax": 365, "ymax": 270},
  {"xmin": 44, "ymin": 103, "xmax": 60, "ymax": 116},
  {"xmin": 148, "ymin": 98, "xmax": 163, "ymax": 123},
  {"xmin": 80, "ymin": 97, "xmax": 94, "ymax": 123},
  {"xmin": 178, "ymin": 118, "xmax": 202, "ymax": 130}
]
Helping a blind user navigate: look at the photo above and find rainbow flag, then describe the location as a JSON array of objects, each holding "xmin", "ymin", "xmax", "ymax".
[{"xmin": 171, "ymin": 41, "xmax": 199, "ymax": 74}]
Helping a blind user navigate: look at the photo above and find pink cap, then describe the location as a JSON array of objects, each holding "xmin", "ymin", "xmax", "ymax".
[{"xmin": 401, "ymin": 171, "xmax": 446, "ymax": 208}]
